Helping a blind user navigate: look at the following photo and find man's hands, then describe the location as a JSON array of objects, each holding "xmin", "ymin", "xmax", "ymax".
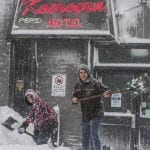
[
  {"xmin": 72, "ymin": 97, "xmax": 79, "ymax": 104},
  {"xmin": 103, "ymin": 90, "xmax": 111, "ymax": 98}
]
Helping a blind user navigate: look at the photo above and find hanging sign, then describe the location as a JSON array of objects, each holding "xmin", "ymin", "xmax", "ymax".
[
  {"xmin": 11, "ymin": 0, "xmax": 109, "ymax": 35},
  {"xmin": 51, "ymin": 74, "xmax": 66, "ymax": 97},
  {"xmin": 111, "ymin": 93, "xmax": 122, "ymax": 107}
]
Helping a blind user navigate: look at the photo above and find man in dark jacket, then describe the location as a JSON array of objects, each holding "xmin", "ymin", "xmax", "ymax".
[
  {"xmin": 72, "ymin": 64, "xmax": 110, "ymax": 150},
  {"xmin": 18, "ymin": 89, "xmax": 58, "ymax": 145}
]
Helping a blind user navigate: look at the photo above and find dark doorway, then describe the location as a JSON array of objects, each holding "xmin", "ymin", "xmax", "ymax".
[{"xmin": 9, "ymin": 40, "xmax": 36, "ymax": 116}]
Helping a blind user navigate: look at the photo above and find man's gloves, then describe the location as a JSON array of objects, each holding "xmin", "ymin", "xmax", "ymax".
[{"xmin": 18, "ymin": 121, "xmax": 28, "ymax": 134}]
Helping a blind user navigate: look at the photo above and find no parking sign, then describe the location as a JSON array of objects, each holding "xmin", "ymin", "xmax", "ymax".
[{"xmin": 51, "ymin": 74, "xmax": 66, "ymax": 97}]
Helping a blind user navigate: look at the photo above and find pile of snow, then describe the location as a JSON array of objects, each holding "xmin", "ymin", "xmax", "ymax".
[
  {"xmin": 0, "ymin": 106, "xmax": 71, "ymax": 150},
  {"xmin": 0, "ymin": 145, "xmax": 71, "ymax": 150}
]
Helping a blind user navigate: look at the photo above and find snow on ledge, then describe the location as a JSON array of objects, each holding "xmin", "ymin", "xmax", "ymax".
[
  {"xmin": 11, "ymin": 29, "xmax": 111, "ymax": 35},
  {"xmin": 104, "ymin": 112, "xmax": 134, "ymax": 117},
  {"xmin": 95, "ymin": 63, "xmax": 150, "ymax": 68}
]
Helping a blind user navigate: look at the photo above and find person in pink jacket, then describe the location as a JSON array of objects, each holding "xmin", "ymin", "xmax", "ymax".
[{"xmin": 18, "ymin": 89, "xmax": 58, "ymax": 145}]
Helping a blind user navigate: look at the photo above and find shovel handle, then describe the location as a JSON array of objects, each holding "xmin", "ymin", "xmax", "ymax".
[
  {"xmin": 79, "ymin": 88, "xmax": 137, "ymax": 101},
  {"xmin": 25, "ymin": 131, "xmax": 34, "ymax": 137}
]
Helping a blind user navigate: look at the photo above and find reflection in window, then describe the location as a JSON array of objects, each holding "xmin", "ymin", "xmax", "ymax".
[
  {"xmin": 131, "ymin": 49, "xmax": 149, "ymax": 57},
  {"xmin": 98, "ymin": 47, "xmax": 150, "ymax": 63},
  {"xmin": 115, "ymin": 0, "xmax": 150, "ymax": 40}
]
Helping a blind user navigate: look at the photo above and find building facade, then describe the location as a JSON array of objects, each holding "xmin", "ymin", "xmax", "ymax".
[{"xmin": 1, "ymin": 0, "xmax": 150, "ymax": 149}]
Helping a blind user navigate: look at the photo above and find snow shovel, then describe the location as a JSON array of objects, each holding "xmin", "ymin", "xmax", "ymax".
[
  {"xmin": 2, "ymin": 116, "xmax": 34, "ymax": 137},
  {"xmin": 78, "ymin": 86, "xmax": 140, "ymax": 102},
  {"xmin": 2, "ymin": 116, "xmax": 57, "ymax": 147},
  {"xmin": 2, "ymin": 106, "xmax": 60, "ymax": 147}
]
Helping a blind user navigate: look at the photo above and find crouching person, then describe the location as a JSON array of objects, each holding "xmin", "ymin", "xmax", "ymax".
[{"xmin": 18, "ymin": 89, "xmax": 58, "ymax": 146}]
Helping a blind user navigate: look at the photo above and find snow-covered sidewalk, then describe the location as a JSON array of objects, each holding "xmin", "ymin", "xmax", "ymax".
[
  {"xmin": 0, "ymin": 106, "xmax": 71, "ymax": 150},
  {"xmin": 0, "ymin": 145, "xmax": 70, "ymax": 150}
]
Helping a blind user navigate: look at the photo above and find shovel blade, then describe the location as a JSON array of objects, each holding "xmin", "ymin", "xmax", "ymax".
[{"xmin": 2, "ymin": 116, "xmax": 19, "ymax": 131}]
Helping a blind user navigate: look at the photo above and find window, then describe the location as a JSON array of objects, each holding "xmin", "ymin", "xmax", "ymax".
[{"xmin": 97, "ymin": 47, "xmax": 150, "ymax": 64}]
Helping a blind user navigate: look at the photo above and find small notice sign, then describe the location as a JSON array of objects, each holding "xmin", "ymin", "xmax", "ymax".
[
  {"xmin": 51, "ymin": 74, "xmax": 66, "ymax": 97},
  {"xmin": 111, "ymin": 93, "xmax": 122, "ymax": 107}
]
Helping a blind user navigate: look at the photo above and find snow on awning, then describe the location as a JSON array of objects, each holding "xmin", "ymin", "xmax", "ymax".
[{"xmin": 10, "ymin": 0, "xmax": 115, "ymax": 40}]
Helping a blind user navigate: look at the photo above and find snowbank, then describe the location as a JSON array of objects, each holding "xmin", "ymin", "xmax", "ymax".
[
  {"xmin": 0, "ymin": 145, "xmax": 71, "ymax": 150},
  {"xmin": 0, "ymin": 145, "xmax": 70, "ymax": 150},
  {"xmin": 0, "ymin": 106, "xmax": 71, "ymax": 150}
]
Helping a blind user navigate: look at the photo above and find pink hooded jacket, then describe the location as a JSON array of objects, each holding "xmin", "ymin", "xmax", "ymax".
[{"xmin": 24, "ymin": 89, "xmax": 58, "ymax": 129}]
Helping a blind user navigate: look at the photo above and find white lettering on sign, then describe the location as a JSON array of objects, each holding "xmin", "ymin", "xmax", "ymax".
[
  {"xmin": 51, "ymin": 74, "xmax": 66, "ymax": 97},
  {"xmin": 18, "ymin": 18, "xmax": 42, "ymax": 24}
]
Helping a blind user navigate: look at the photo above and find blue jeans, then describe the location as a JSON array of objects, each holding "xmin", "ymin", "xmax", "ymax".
[{"xmin": 81, "ymin": 117, "xmax": 101, "ymax": 150}]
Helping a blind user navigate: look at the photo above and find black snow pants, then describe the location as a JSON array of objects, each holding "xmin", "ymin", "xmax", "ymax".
[{"xmin": 33, "ymin": 121, "xmax": 58, "ymax": 145}]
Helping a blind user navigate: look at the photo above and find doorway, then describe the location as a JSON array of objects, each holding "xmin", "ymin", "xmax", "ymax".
[{"xmin": 9, "ymin": 40, "xmax": 36, "ymax": 116}]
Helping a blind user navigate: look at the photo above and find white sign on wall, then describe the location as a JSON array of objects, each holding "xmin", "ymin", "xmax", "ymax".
[
  {"xmin": 51, "ymin": 74, "xmax": 66, "ymax": 97},
  {"xmin": 111, "ymin": 93, "xmax": 122, "ymax": 107}
]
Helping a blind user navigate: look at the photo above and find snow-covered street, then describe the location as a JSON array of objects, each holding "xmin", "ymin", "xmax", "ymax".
[{"xmin": 0, "ymin": 106, "xmax": 71, "ymax": 150}]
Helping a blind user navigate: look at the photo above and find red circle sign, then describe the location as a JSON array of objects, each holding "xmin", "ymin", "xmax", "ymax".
[{"xmin": 55, "ymin": 75, "xmax": 63, "ymax": 85}]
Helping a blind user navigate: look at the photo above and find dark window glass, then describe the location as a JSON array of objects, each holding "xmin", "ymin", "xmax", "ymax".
[{"xmin": 98, "ymin": 47, "xmax": 150, "ymax": 63}]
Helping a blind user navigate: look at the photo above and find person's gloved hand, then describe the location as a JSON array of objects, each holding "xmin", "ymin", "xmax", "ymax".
[
  {"xmin": 18, "ymin": 127, "xmax": 25, "ymax": 134},
  {"xmin": 18, "ymin": 121, "xmax": 28, "ymax": 134}
]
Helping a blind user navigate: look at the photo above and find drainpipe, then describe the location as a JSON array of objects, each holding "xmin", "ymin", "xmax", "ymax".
[{"xmin": 34, "ymin": 40, "xmax": 39, "ymax": 93}]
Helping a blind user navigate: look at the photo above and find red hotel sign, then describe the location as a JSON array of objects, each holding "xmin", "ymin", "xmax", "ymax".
[{"xmin": 12, "ymin": 0, "xmax": 108, "ymax": 34}]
